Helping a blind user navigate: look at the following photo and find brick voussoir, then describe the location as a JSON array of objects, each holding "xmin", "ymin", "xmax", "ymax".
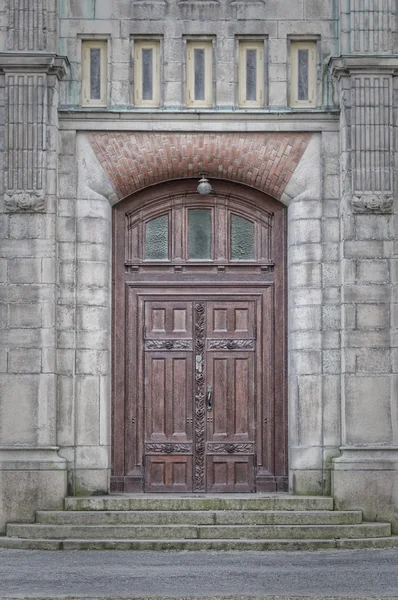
[{"xmin": 88, "ymin": 132, "xmax": 312, "ymax": 201}]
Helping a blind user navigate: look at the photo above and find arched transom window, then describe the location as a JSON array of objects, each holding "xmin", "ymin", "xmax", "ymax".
[{"xmin": 125, "ymin": 193, "xmax": 274, "ymax": 265}]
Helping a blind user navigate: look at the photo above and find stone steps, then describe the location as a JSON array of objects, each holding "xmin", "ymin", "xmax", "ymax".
[
  {"xmin": 0, "ymin": 495, "xmax": 397, "ymax": 551},
  {"xmin": 6, "ymin": 522, "xmax": 392, "ymax": 540},
  {"xmin": 36, "ymin": 509, "xmax": 364, "ymax": 525},
  {"xmin": 64, "ymin": 495, "xmax": 335, "ymax": 512},
  {"xmin": 1, "ymin": 537, "xmax": 398, "ymax": 552}
]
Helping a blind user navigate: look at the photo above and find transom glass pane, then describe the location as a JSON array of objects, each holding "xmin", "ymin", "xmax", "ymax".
[
  {"xmin": 298, "ymin": 49, "xmax": 309, "ymax": 101},
  {"xmin": 231, "ymin": 215, "xmax": 254, "ymax": 260},
  {"xmin": 145, "ymin": 215, "xmax": 169, "ymax": 260},
  {"xmin": 90, "ymin": 48, "xmax": 101, "ymax": 100},
  {"xmin": 246, "ymin": 49, "xmax": 257, "ymax": 101},
  {"xmin": 194, "ymin": 49, "xmax": 205, "ymax": 100},
  {"xmin": 142, "ymin": 48, "xmax": 153, "ymax": 100},
  {"xmin": 188, "ymin": 209, "xmax": 211, "ymax": 259}
]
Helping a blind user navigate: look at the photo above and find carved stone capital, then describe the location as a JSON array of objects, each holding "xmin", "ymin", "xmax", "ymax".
[
  {"xmin": 352, "ymin": 195, "xmax": 394, "ymax": 215},
  {"xmin": 5, "ymin": 193, "xmax": 45, "ymax": 213}
]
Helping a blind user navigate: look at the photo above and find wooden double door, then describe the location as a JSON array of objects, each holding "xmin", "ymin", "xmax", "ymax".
[
  {"xmin": 143, "ymin": 294, "xmax": 258, "ymax": 492},
  {"xmin": 112, "ymin": 180, "xmax": 287, "ymax": 494}
]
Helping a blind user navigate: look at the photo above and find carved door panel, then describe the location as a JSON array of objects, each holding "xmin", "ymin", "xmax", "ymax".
[
  {"xmin": 143, "ymin": 296, "xmax": 257, "ymax": 492},
  {"xmin": 144, "ymin": 301, "xmax": 194, "ymax": 492},
  {"xmin": 205, "ymin": 301, "xmax": 255, "ymax": 492}
]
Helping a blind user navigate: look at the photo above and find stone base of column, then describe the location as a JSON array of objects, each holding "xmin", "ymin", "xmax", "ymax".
[
  {"xmin": 332, "ymin": 448, "xmax": 398, "ymax": 534},
  {"xmin": 0, "ymin": 447, "xmax": 67, "ymax": 534}
]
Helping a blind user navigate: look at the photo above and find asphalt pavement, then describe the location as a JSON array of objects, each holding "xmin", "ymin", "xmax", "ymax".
[{"xmin": 0, "ymin": 548, "xmax": 397, "ymax": 599}]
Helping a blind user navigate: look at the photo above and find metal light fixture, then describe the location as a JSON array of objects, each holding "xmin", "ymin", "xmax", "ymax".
[{"xmin": 197, "ymin": 174, "xmax": 213, "ymax": 195}]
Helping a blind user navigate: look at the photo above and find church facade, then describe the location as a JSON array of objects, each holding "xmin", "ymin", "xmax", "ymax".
[{"xmin": 0, "ymin": 0, "xmax": 398, "ymax": 534}]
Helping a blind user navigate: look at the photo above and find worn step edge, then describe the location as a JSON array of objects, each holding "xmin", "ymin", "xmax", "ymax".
[
  {"xmin": 0, "ymin": 536, "xmax": 398, "ymax": 551},
  {"xmin": 36, "ymin": 509, "xmax": 363, "ymax": 526},
  {"xmin": 64, "ymin": 497, "xmax": 335, "ymax": 512},
  {"xmin": 6, "ymin": 523, "xmax": 392, "ymax": 541}
]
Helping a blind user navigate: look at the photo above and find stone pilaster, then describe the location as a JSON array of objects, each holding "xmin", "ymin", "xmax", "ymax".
[
  {"xmin": 340, "ymin": 0, "xmax": 395, "ymax": 54},
  {"xmin": 6, "ymin": 0, "xmax": 58, "ymax": 53},
  {"xmin": 0, "ymin": 0, "xmax": 68, "ymax": 532},
  {"xmin": 331, "ymin": 2, "xmax": 398, "ymax": 531}
]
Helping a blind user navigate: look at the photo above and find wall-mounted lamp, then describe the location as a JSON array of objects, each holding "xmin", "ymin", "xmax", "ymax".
[{"xmin": 197, "ymin": 175, "xmax": 213, "ymax": 195}]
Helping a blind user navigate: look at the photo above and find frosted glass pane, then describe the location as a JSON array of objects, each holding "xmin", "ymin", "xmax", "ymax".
[
  {"xmin": 90, "ymin": 48, "xmax": 101, "ymax": 100},
  {"xmin": 188, "ymin": 209, "xmax": 211, "ymax": 259},
  {"xmin": 298, "ymin": 49, "xmax": 309, "ymax": 101},
  {"xmin": 231, "ymin": 215, "xmax": 254, "ymax": 260},
  {"xmin": 194, "ymin": 49, "xmax": 205, "ymax": 100},
  {"xmin": 142, "ymin": 49, "xmax": 153, "ymax": 100},
  {"xmin": 246, "ymin": 49, "xmax": 257, "ymax": 101},
  {"xmin": 145, "ymin": 215, "xmax": 169, "ymax": 260}
]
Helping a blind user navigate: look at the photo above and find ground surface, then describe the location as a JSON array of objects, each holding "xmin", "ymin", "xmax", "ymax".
[{"xmin": 0, "ymin": 548, "xmax": 398, "ymax": 599}]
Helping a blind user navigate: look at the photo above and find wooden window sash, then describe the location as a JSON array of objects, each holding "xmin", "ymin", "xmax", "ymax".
[
  {"xmin": 290, "ymin": 41, "xmax": 317, "ymax": 108},
  {"xmin": 238, "ymin": 41, "xmax": 264, "ymax": 108},
  {"xmin": 82, "ymin": 40, "xmax": 108, "ymax": 107},
  {"xmin": 134, "ymin": 40, "xmax": 160, "ymax": 108},
  {"xmin": 186, "ymin": 41, "xmax": 213, "ymax": 108}
]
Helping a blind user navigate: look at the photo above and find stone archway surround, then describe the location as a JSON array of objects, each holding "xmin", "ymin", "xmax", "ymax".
[{"xmin": 67, "ymin": 131, "xmax": 326, "ymax": 497}]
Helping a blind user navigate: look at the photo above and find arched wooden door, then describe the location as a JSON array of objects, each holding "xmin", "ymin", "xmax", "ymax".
[{"xmin": 112, "ymin": 180, "xmax": 287, "ymax": 493}]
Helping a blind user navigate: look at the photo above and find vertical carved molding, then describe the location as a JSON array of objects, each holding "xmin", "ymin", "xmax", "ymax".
[
  {"xmin": 6, "ymin": 0, "xmax": 47, "ymax": 51},
  {"xmin": 4, "ymin": 73, "xmax": 47, "ymax": 207},
  {"xmin": 350, "ymin": 74, "xmax": 394, "ymax": 213},
  {"xmin": 350, "ymin": 0, "xmax": 393, "ymax": 54},
  {"xmin": 194, "ymin": 303, "xmax": 205, "ymax": 491}
]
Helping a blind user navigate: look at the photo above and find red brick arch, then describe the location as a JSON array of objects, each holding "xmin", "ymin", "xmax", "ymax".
[{"xmin": 88, "ymin": 132, "xmax": 311, "ymax": 201}]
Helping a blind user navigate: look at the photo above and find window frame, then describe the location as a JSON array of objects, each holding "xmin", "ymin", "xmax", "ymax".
[
  {"xmin": 289, "ymin": 40, "xmax": 317, "ymax": 108},
  {"xmin": 134, "ymin": 39, "xmax": 161, "ymax": 108},
  {"xmin": 186, "ymin": 40, "xmax": 213, "ymax": 109},
  {"xmin": 81, "ymin": 40, "xmax": 108, "ymax": 108},
  {"xmin": 238, "ymin": 40, "xmax": 265, "ymax": 108}
]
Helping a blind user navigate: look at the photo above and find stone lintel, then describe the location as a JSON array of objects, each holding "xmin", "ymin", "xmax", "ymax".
[{"xmin": 0, "ymin": 53, "xmax": 70, "ymax": 79}]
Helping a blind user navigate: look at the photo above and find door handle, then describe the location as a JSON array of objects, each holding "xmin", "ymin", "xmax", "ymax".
[{"xmin": 207, "ymin": 385, "xmax": 213, "ymax": 412}]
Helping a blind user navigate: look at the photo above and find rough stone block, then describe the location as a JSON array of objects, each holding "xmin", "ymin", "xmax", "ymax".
[
  {"xmin": 288, "ymin": 219, "xmax": 321, "ymax": 246},
  {"xmin": 76, "ymin": 350, "xmax": 109, "ymax": 376},
  {"xmin": 8, "ymin": 304, "xmax": 41, "ymax": 328},
  {"xmin": 0, "ymin": 375, "xmax": 39, "ymax": 443},
  {"xmin": 289, "ymin": 262, "xmax": 321, "ymax": 288},
  {"xmin": 290, "ymin": 306, "xmax": 321, "ymax": 331},
  {"xmin": 290, "ymin": 350, "xmax": 321, "ymax": 375},
  {"xmin": 298, "ymin": 375, "xmax": 322, "ymax": 445},
  {"xmin": 57, "ymin": 375, "xmax": 75, "ymax": 446},
  {"xmin": 357, "ymin": 260, "xmax": 389, "ymax": 284},
  {"xmin": 8, "ymin": 259, "xmax": 41, "ymax": 284},
  {"xmin": 357, "ymin": 304, "xmax": 390, "ymax": 330},
  {"xmin": 344, "ymin": 376, "xmax": 392, "ymax": 444},
  {"xmin": 76, "ymin": 375, "xmax": 100, "ymax": 446}
]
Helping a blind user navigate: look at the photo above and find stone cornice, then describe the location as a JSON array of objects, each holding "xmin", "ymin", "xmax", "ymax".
[
  {"xmin": 330, "ymin": 54, "xmax": 398, "ymax": 78},
  {"xmin": 0, "ymin": 53, "xmax": 70, "ymax": 79}
]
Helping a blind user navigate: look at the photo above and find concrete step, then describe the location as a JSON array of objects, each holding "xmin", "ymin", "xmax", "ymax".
[
  {"xmin": 6, "ymin": 522, "xmax": 391, "ymax": 540},
  {"xmin": 0, "ymin": 536, "xmax": 398, "ymax": 551},
  {"xmin": 64, "ymin": 495, "xmax": 335, "ymax": 512},
  {"xmin": 36, "ymin": 509, "xmax": 363, "ymax": 526}
]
